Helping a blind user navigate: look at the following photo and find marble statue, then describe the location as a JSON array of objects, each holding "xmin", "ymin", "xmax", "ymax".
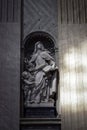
[{"xmin": 22, "ymin": 41, "xmax": 58, "ymax": 106}]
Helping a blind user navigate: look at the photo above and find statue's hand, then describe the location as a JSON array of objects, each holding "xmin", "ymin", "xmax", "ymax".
[
  {"xmin": 28, "ymin": 68, "xmax": 35, "ymax": 72},
  {"xmin": 23, "ymin": 79, "xmax": 30, "ymax": 85},
  {"xmin": 24, "ymin": 58, "xmax": 29, "ymax": 64}
]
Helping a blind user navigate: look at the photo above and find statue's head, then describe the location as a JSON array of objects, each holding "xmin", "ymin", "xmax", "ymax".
[
  {"xmin": 34, "ymin": 41, "xmax": 45, "ymax": 53},
  {"xmin": 22, "ymin": 71, "xmax": 29, "ymax": 79}
]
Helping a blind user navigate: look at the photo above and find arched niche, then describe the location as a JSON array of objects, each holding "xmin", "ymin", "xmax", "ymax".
[
  {"xmin": 23, "ymin": 31, "xmax": 57, "ymax": 60},
  {"xmin": 21, "ymin": 31, "xmax": 59, "ymax": 117}
]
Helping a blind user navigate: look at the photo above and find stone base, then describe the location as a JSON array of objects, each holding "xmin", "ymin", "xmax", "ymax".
[
  {"xmin": 20, "ymin": 118, "xmax": 61, "ymax": 130},
  {"xmin": 21, "ymin": 124, "xmax": 61, "ymax": 130},
  {"xmin": 24, "ymin": 102, "xmax": 57, "ymax": 118},
  {"xmin": 24, "ymin": 106, "xmax": 57, "ymax": 118},
  {"xmin": 25, "ymin": 102, "xmax": 54, "ymax": 107},
  {"xmin": 24, "ymin": 104, "xmax": 57, "ymax": 118}
]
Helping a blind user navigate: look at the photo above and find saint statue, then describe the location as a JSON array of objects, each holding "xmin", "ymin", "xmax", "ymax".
[{"xmin": 22, "ymin": 41, "xmax": 58, "ymax": 106}]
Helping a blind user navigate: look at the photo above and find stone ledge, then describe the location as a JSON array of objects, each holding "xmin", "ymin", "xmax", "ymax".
[{"xmin": 20, "ymin": 117, "xmax": 61, "ymax": 125}]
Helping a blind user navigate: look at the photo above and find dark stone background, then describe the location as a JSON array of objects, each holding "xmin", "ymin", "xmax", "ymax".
[
  {"xmin": 0, "ymin": 23, "xmax": 20, "ymax": 130},
  {"xmin": 0, "ymin": 0, "xmax": 20, "ymax": 130}
]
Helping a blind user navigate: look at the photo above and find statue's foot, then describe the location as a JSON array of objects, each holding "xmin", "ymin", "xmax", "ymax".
[
  {"xmin": 34, "ymin": 100, "xmax": 41, "ymax": 104},
  {"xmin": 48, "ymin": 98, "xmax": 54, "ymax": 103}
]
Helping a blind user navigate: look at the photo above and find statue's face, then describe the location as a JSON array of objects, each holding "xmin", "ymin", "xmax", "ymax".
[{"xmin": 37, "ymin": 43, "xmax": 42, "ymax": 50}]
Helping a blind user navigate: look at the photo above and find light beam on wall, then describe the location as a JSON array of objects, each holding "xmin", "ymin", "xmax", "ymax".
[{"xmin": 61, "ymin": 41, "xmax": 87, "ymax": 111}]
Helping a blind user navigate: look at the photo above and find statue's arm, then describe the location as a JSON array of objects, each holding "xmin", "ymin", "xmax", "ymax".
[
  {"xmin": 23, "ymin": 79, "xmax": 30, "ymax": 85},
  {"xmin": 29, "ymin": 54, "xmax": 36, "ymax": 63},
  {"xmin": 35, "ymin": 64, "xmax": 46, "ymax": 71}
]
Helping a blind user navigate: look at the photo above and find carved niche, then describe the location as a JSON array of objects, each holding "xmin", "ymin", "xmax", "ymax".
[{"xmin": 21, "ymin": 31, "xmax": 59, "ymax": 118}]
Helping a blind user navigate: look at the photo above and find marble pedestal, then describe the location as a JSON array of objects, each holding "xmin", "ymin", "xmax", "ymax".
[{"xmin": 24, "ymin": 102, "xmax": 57, "ymax": 118}]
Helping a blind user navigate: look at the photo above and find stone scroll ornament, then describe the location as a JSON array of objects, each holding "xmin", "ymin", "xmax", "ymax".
[{"xmin": 22, "ymin": 41, "xmax": 58, "ymax": 107}]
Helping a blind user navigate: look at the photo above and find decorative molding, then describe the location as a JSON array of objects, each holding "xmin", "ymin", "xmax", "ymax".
[
  {"xmin": 0, "ymin": 0, "xmax": 19, "ymax": 22},
  {"xmin": 58, "ymin": 0, "xmax": 87, "ymax": 24}
]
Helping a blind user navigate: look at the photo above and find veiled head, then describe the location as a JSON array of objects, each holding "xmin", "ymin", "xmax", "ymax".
[{"xmin": 34, "ymin": 41, "xmax": 45, "ymax": 53}]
